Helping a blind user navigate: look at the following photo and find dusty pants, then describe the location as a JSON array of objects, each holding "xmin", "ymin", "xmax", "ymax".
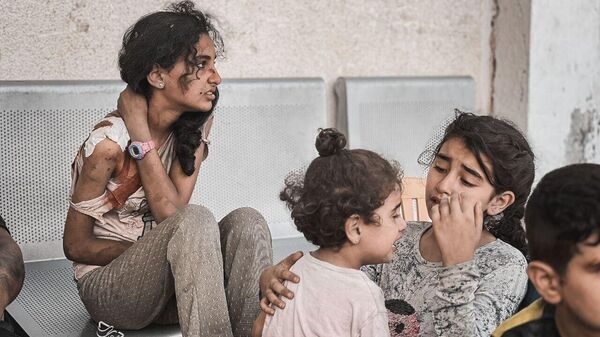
[{"xmin": 77, "ymin": 205, "xmax": 273, "ymax": 337}]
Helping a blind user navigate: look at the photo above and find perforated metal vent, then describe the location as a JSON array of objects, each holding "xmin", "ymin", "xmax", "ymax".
[
  {"xmin": 192, "ymin": 79, "xmax": 326, "ymax": 239},
  {"xmin": 335, "ymin": 77, "xmax": 475, "ymax": 177},
  {"xmin": 0, "ymin": 108, "xmax": 111, "ymax": 244},
  {"xmin": 15, "ymin": 264, "xmax": 92, "ymax": 335},
  {"xmin": 194, "ymin": 104, "xmax": 315, "ymax": 226},
  {"xmin": 0, "ymin": 81, "xmax": 125, "ymax": 260},
  {"xmin": 0, "ymin": 79, "xmax": 325, "ymax": 263},
  {"xmin": 357, "ymin": 101, "xmax": 455, "ymax": 175}
]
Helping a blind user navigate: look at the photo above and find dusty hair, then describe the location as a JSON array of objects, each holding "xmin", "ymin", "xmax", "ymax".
[
  {"xmin": 118, "ymin": 1, "xmax": 223, "ymax": 175},
  {"xmin": 280, "ymin": 128, "xmax": 404, "ymax": 248},
  {"xmin": 420, "ymin": 111, "xmax": 535, "ymax": 257},
  {"xmin": 526, "ymin": 163, "xmax": 600, "ymax": 274}
]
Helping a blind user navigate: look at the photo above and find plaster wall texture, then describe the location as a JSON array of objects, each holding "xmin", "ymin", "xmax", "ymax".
[
  {"xmin": 491, "ymin": 0, "xmax": 530, "ymax": 131},
  {"xmin": 528, "ymin": 0, "xmax": 600, "ymax": 178},
  {"xmin": 0, "ymin": 0, "xmax": 489, "ymax": 124}
]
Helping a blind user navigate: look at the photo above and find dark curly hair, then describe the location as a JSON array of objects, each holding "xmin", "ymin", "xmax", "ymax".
[
  {"xmin": 280, "ymin": 128, "xmax": 404, "ymax": 248},
  {"xmin": 118, "ymin": 1, "xmax": 224, "ymax": 175},
  {"xmin": 420, "ymin": 111, "xmax": 535, "ymax": 257},
  {"xmin": 526, "ymin": 163, "xmax": 600, "ymax": 274}
]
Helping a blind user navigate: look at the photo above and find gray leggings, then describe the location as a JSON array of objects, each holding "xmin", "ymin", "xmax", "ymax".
[{"xmin": 77, "ymin": 205, "xmax": 273, "ymax": 337}]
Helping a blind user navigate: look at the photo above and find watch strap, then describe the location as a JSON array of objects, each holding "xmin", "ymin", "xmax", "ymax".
[
  {"xmin": 129, "ymin": 140, "xmax": 156, "ymax": 160},
  {"xmin": 140, "ymin": 140, "xmax": 156, "ymax": 154}
]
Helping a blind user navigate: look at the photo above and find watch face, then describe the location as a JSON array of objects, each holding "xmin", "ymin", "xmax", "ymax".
[{"xmin": 128, "ymin": 144, "xmax": 143, "ymax": 159}]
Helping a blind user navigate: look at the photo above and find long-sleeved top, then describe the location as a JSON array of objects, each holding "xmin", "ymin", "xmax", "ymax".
[{"xmin": 363, "ymin": 221, "xmax": 528, "ymax": 337}]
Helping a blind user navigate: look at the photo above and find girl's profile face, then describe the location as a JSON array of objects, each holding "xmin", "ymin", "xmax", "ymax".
[
  {"xmin": 359, "ymin": 189, "xmax": 406, "ymax": 264},
  {"xmin": 160, "ymin": 34, "xmax": 221, "ymax": 112},
  {"xmin": 425, "ymin": 137, "xmax": 497, "ymax": 217}
]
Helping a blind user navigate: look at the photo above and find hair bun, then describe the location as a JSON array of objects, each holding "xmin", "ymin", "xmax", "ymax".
[{"xmin": 315, "ymin": 128, "xmax": 347, "ymax": 157}]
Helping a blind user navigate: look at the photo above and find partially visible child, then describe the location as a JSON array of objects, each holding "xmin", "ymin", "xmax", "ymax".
[
  {"xmin": 493, "ymin": 163, "xmax": 600, "ymax": 337},
  {"xmin": 254, "ymin": 128, "xmax": 406, "ymax": 337}
]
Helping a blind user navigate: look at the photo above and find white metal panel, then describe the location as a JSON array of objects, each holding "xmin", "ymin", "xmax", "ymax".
[
  {"xmin": 0, "ymin": 79, "xmax": 325, "ymax": 262},
  {"xmin": 191, "ymin": 78, "xmax": 326, "ymax": 239},
  {"xmin": 0, "ymin": 81, "xmax": 126, "ymax": 261},
  {"xmin": 335, "ymin": 77, "xmax": 475, "ymax": 177}
]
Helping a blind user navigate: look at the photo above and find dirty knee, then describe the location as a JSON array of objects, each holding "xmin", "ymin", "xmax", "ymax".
[
  {"xmin": 170, "ymin": 204, "xmax": 220, "ymax": 241},
  {"xmin": 180, "ymin": 204, "xmax": 216, "ymax": 222},
  {"xmin": 220, "ymin": 207, "xmax": 271, "ymax": 242}
]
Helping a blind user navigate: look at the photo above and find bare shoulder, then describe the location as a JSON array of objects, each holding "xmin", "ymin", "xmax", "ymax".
[
  {"xmin": 86, "ymin": 138, "xmax": 124, "ymax": 162},
  {"xmin": 78, "ymin": 138, "xmax": 125, "ymax": 187}
]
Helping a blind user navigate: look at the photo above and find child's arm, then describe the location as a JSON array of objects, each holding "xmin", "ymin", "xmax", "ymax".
[
  {"xmin": 430, "ymin": 261, "xmax": 528, "ymax": 337},
  {"xmin": 428, "ymin": 194, "xmax": 528, "ymax": 336},
  {"xmin": 252, "ymin": 310, "xmax": 267, "ymax": 337}
]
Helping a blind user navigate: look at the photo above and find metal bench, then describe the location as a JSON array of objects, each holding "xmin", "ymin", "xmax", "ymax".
[{"xmin": 0, "ymin": 78, "xmax": 322, "ymax": 336}]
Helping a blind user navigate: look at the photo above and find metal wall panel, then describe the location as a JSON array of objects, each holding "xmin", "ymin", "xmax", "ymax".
[
  {"xmin": 0, "ymin": 81, "xmax": 125, "ymax": 261},
  {"xmin": 335, "ymin": 77, "xmax": 475, "ymax": 177},
  {"xmin": 191, "ymin": 78, "xmax": 326, "ymax": 240},
  {"xmin": 0, "ymin": 79, "xmax": 325, "ymax": 261}
]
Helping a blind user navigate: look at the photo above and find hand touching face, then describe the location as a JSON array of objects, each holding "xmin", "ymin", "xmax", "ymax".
[{"xmin": 425, "ymin": 137, "xmax": 514, "ymax": 265}]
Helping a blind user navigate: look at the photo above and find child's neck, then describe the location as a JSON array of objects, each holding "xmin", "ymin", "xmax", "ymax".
[
  {"xmin": 555, "ymin": 305, "xmax": 600, "ymax": 337},
  {"xmin": 311, "ymin": 246, "xmax": 362, "ymax": 270}
]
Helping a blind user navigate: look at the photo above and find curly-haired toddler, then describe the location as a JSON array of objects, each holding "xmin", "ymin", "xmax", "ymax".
[{"xmin": 254, "ymin": 128, "xmax": 406, "ymax": 337}]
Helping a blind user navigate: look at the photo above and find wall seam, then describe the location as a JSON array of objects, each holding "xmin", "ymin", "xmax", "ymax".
[{"xmin": 489, "ymin": 0, "xmax": 500, "ymax": 115}]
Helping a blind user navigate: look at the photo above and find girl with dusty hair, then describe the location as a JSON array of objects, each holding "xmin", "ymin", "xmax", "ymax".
[{"xmin": 63, "ymin": 2, "xmax": 271, "ymax": 336}]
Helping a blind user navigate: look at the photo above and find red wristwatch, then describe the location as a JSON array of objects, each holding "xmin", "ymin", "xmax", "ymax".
[{"xmin": 128, "ymin": 140, "xmax": 156, "ymax": 160}]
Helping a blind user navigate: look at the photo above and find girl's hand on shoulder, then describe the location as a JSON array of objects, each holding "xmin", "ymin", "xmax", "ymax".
[
  {"xmin": 431, "ymin": 193, "xmax": 483, "ymax": 266},
  {"xmin": 259, "ymin": 251, "xmax": 303, "ymax": 315},
  {"xmin": 117, "ymin": 86, "xmax": 150, "ymax": 140}
]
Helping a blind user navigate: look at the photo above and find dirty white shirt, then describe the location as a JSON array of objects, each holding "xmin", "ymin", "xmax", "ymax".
[
  {"xmin": 69, "ymin": 115, "xmax": 176, "ymax": 280},
  {"xmin": 363, "ymin": 222, "xmax": 528, "ymax": 337},
  {"xmin": 263, "ymin": 253, "xmax": 390, "ymax": 337}
]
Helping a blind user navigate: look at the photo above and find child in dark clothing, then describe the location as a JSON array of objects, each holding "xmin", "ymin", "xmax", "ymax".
[{"xmin": 493, "ymin": 163, "xmax": 600, "ymax": 337}]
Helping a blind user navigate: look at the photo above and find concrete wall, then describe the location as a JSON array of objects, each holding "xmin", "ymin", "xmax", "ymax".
[
  {"xmin": 490, "ymin": 0, "xmax": 530, "ymax": 131},
  {"xmin": 1, "ymin": 0, "xmax": 490, "ymax": 123},
  {"xmin": 528, "ymin": 0, "xmax": 600, "ymax": 178}
]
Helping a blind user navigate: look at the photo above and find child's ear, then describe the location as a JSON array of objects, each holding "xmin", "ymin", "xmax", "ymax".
[
  {"xmin": 146, "ymin": 64, "xmax": 166, "ymax": 90},
  {"xmin": 344, "ymin": 215, "xmax": 361, "ymax": 245},
  {"xmin": 488, "ymin": 191, "xmax": 515, "ymax": 216},
  {"xmin": 527, "ymin": 261, "xmax": 563, "ymax": 305}
]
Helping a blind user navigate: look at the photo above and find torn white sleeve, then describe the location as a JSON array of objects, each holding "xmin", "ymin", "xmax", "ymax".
[
  {"xmin": 83, "ymin": 117, "xmax": 130, "ymax": 157},
  {"xmin": 69, "ymin": 191, "xmax": 113, "ymax": 224}
]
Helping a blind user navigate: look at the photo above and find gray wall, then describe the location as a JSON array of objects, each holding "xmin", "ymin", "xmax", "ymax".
[
  {"xmin": 491, "ymin": 0, "xmax": 530, "ymax": 131},
  {"xmin": 3, "ymin": 1, "xmax": 599, "ymax": 179},
  {"xmin": 528, "ymin": 0, "xmax": 600, "ymax": 178},
  {"xmin": 1, "ymin": 0, "xmax": 491, "ymax": 123}
]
